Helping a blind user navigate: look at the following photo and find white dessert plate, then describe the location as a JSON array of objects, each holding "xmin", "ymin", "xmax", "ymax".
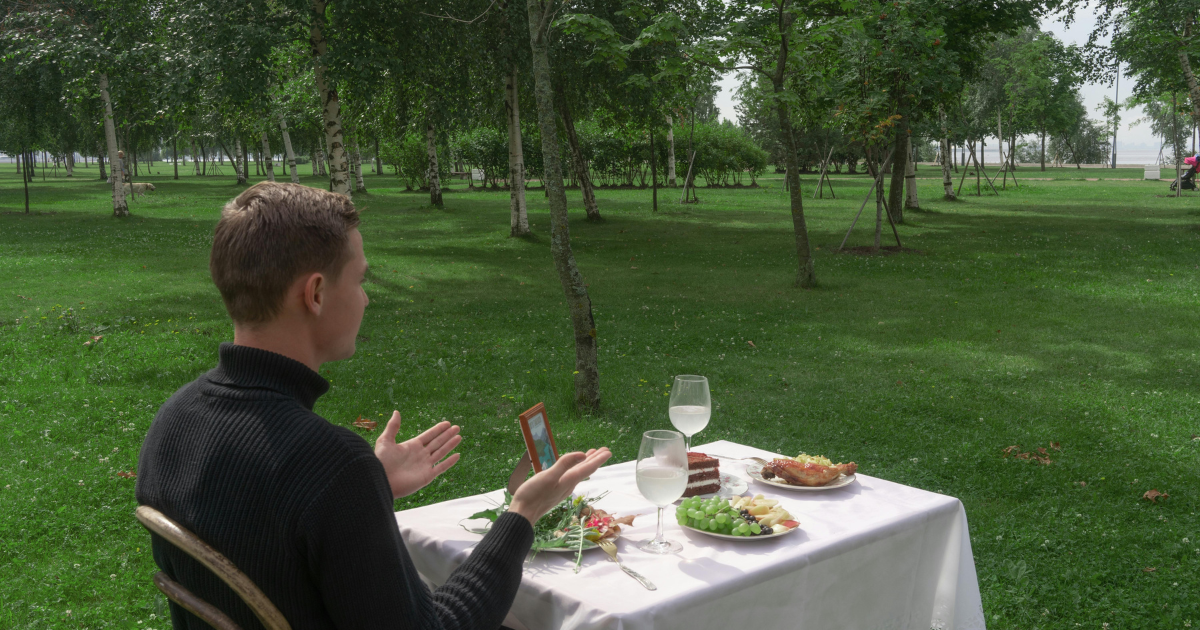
[{"xmin": 745, "ymin": 462, "xmax": 857, "ymax": 491}]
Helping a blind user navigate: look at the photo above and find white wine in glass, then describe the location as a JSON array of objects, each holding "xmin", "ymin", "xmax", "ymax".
[
  {"xmin": 669, "ymin": 375, "xmax": 711, "ymax": 452},
  {"xmin": 635, "ymin": 430, "xmax": 687, "ymax": 554}
]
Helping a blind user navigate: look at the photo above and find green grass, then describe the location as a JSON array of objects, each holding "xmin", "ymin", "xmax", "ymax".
[{"xmin": 2, "ymin": 160, "xmax": 1198, "ymax": 629}]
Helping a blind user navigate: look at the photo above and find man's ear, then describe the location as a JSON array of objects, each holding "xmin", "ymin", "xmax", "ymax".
[{"xmin": 302, "ymin": 272, "xmax": 326, "ymax": 316}]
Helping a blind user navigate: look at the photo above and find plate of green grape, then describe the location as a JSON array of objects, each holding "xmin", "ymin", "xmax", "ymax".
[{"xmin": 674, "ymin": 494, "xmax": 800, "ymax": 540}]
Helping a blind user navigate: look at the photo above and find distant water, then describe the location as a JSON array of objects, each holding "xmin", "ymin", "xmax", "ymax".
[{"xmin": 972, "ymin": 146, "xmax": 1187, "ymax": 167}]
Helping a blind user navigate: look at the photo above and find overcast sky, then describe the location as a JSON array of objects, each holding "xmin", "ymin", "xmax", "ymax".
[{"xmin": 712, "ymin": 9, "xmax": 1163, "ymax": 153}]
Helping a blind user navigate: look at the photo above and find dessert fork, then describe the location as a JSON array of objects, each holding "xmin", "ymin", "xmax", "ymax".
[{"xmin": 597, "ymin": 540, "xmax": 656, "ymax": 590}]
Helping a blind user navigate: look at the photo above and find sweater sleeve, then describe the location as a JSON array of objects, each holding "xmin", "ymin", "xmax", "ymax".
[{"xmin": 300, "ymin": 454, "xmax": 533, "ymax": 630}]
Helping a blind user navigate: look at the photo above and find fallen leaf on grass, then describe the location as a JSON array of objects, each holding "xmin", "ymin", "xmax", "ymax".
[
  {"xmin": 1002, "ymin": 445, "xmax": 1052, "ymax": 464},
  {"xmin": 17, "ymin": 295, "xmax": 31, "ymax": 301},
  {"xmin": 1143, "ymin": 489, "xmax": 1169, "ymax": 503},
  {"xmin": 1075, "ymin": 481, "xmax": 1087, "ymax": 487},
  {"xmin": 1050, "ymin": 442, "xmax": 1061, "ymax": 451},
  {"xmin": 352, "ymin": 416, "xmax": 377, "ymax": 430},
  {"xmin": 84, "ymin": 335, "xmax": 103, "ymax": 346},
  {"xmin": 746, "ymin": 340, "xmax": 757, "ymax": 348},
  {"xmin": 1143, "ymin": 567, "xmax": 1156, "ymax": 573},
  {"xmin": 116, "ymin": 471, "xmax": 136, "ymax": 479}
]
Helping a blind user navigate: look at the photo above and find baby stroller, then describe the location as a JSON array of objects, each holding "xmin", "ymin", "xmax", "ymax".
[{"xmin": 1170, "ymin": 156, "xmax": 1198, "ymax": 191}]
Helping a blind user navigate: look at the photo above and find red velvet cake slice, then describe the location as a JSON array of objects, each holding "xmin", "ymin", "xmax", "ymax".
[{"xmin": 683, "ymin": 452, "xmax": 721, "ymax": 497}]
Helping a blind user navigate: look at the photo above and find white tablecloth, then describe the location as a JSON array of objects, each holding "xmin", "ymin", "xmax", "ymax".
[{"xmin": 395, "ymin": 440, "xmax": 986, "ymax": 630}]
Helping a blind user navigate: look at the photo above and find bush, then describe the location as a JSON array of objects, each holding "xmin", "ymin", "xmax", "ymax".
[
  {"xmin": 380, "ymin": 133, "xmax": 449, "ymax": 190},
  {"xmin": 453, "ymin": 127, "xmax": 508, "ymax": 186}
]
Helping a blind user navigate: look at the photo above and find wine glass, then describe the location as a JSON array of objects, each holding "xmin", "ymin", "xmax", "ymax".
[
  {"xmin": 635, "ymin": 429, "xmax": 687, "ymax": 554},
  {"xmin": 669, "ymin": 375, "xmax": 711, "ymax": 452}
]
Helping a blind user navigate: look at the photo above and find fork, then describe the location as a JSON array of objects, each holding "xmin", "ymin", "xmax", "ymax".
[
  {"xmin": 706, "ymin": 454, "xmax": 771, "ymax": 467},
  {"xmin": 597, "ymin": 540, "xmax": 656, "ymax": 590}
]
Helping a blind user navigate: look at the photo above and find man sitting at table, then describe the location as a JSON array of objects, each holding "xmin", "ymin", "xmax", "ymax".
[{"xmin": 136, "ymin": 182, "xmax": 612, "ymax": 629}]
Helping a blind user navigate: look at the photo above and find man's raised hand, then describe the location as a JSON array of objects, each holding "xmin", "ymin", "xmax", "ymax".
[
  {"xmin": 508, "ymin": 448, "xmax": 612, "ymax": 525},
  {"xmin": 374, "ymin": 411, "xmax": 462, "ymax": 499}
]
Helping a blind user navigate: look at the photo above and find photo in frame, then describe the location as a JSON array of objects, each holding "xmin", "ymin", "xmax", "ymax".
[{"xmin": 518, "ymin": 403, "xmax": 559, "ymax": 473}]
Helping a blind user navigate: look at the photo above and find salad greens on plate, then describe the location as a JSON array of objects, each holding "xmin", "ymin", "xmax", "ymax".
[{"xmin": 464, "ymin": 491, "xmax": 636, "ymax": 573}]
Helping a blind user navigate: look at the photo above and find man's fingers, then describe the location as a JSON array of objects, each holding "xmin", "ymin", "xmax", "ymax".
[
  {"xmin": 416, "ymin": 421, "xmax": 454, "ymax": 447},
  {"xmin": 422, "ymin": 424, "xmax": 460, "ymax": 455},
  {"xmin": 555, "ymin": 448, "xmax": 612, "ymax": 488},
  {"xmin": 378, "ymin": 411, "xmax": 402, "ymax": 445},
  {"xmin": 429, "ymin": 433, "xmax": 462, "ymax": 463},
  {"xmin": 432, "ymin": 452, "xmax": 461, "ymax": 476}
]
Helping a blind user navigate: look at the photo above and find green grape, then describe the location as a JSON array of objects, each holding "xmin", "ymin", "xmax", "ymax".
[
  {"xmin": 715, "ymin": 513, "xmax": 728, "ymax": 524},
  {"xmin": 704, "ymin": 504, "xmax": 717, "ymax": 515},
  {"xmin": 708, "ymin": 518, "xmax": 718, "ymax": 530},
  {"xmin": 736, "ymin": 523, "xmax": 750, "ymax": 535},
  {"xmin": 686, "ymin": 509, "xmax": 699, "ymax": 520},
  {"xmin": 750, "ymin": 522, "xmax": 762, "ymax": 535}
]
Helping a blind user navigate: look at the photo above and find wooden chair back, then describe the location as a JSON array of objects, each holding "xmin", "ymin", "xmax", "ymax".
[{"xmin": 135, "ymin": 505, "xmax": 291, "ymax": 630}]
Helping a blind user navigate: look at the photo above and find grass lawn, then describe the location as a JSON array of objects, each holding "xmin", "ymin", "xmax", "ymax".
[{"xmin": 1, "ymin": 160, "xmax": 1198, "ymax": 629}]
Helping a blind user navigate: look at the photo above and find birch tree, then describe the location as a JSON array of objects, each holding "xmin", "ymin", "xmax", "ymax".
[{"xmin": 527, "ymin": 0, "xmax": 601, "ymax": 412}]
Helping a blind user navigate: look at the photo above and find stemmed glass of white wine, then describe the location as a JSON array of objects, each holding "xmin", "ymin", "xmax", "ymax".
[
  {"xmin": 635, "ymin": 430, "xmax": 688, "ymax": 554},
  {"xmin": 669, "ymin": 375, "xmax": 711, "ymax": 452}
]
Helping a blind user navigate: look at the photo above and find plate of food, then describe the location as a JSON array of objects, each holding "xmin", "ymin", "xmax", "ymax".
[
  {"xmin": 745, "ymin": 453, "xmax": 858, "ymax": 491},
  {"xmin": 679, "ymin": 452, "xmax": 749, "ymax": 500},
  {"xmin": 676, "ymin": 494, "xmax": 800, "ymax": 539},
  {"xmin": 463, "ymin": 492, "xmax": 635, "ymax": 572}
]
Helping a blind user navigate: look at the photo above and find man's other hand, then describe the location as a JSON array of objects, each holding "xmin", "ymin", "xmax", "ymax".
[
  {"xmin": 509, "ymin": 448, "xmax": 612, "ymax": 525},
  {"xmin": 374, "ymin": 412, "xmax": 462, "ymax": 499}
]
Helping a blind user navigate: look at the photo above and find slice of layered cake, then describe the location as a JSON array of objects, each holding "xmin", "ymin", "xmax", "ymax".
[{"xmin": 684, "ymin": 452, "xmax": 721, "ymax": 497}]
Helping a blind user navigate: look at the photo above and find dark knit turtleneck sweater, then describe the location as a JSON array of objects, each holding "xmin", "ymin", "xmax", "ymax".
[{"xmin": 136, "ymin": 343, "xmax": 533, "ymax": 629}]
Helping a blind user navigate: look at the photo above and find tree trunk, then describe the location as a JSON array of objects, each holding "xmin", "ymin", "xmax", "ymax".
[
  {"xmin": 874, "ymin": 149, "xmax": 884, "ymax": 251},
  {"xmin": 261, "ymin": 132, "xmax": 275, "ymax": 182},
  {"xmin": 1178, "ymin": 19, "xmax": 1200, "ymax": 123},
  {"xmin": 426, "ymin": 119, "xmax": 442, "ymax": 207},
  {"xmin": 20, "ymin": 147, "xmax": 29, "ymax": 213},
  {"xmin": 373, "ymin": 136, "xmax": 382, "ymax": 175},
  {"xmin": 98, "ymin": 147, "xmax": 107, "ymax": 181},
  {"xmin": 279, "ymin": 115, "xmax": 299, "ymax": 183},
  {"xmin": 66, "ymin": 152, "xmax": 74, "ymax": 177},
  {"xmin": 650, "ymin": 122, "xmax": 658, "ymax": 212},
  {"xmin": 352, "ymin": 132, "xmax": 367, "ymax": 192},
  {"xmin": 887, "ymin": 118, "xmax": 907, "ymax": 224},
  {"xmin": 172, "ymin": 135, "xmax": 179, "ymax": 180},
  {"xmin": 556, "ymin": 89, "xmax": 600, "ymax": 221},
  {"xmin": 505, "ymin": 66, "xmax": 530, "ymax": 236},
  {"xmin": 311, "ymin": 0, "xmax": 350, "ymax": 198},
  {"xmin": 666, "ymin": 114, "xmax": 677, "ymax": 186},
  {"xmin": 236, "ymin": 138, "xmax": 248, "ymax": 184},
  {"xmin": 904, "ymin": 135, "xmax": 920, "ymax": 210},
  {"xmin": 98, "ymin": 73, "xmax": 128, "ymax": 217},
  {"xmin": 527, "ymin": 0, "xmax": 600, "ymax": 413},
  {"xmin": 773, "ymin": 71, "xmax": 816, "ymax": 287},
  {"xmin": 1039, "ymin": 130, "xmax": 1046, "ymax": 171}
]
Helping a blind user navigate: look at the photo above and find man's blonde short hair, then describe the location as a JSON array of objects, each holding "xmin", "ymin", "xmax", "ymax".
[{"xmin": 210, "ymin": 182, "xmax": 359, "ymax": 324}]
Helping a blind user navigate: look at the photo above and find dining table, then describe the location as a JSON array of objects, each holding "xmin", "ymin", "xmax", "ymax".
[{"xmin": 394, "ymin": 439, "xmax": 987, "ymax": 630}]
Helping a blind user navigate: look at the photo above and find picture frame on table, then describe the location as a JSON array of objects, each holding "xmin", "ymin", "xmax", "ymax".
[{"xmin": 518, "ymin": 403, "xmax": 559, "ymax": 473}]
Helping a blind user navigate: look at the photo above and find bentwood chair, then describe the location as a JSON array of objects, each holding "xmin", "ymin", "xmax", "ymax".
[{"xmin": 135, "ymin": 505, "xmax": 292, "ymax": 630}]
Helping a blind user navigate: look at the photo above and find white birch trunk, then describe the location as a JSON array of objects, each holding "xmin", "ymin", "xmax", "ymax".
[
  {"xmin": 426, "ymin": 119, "xmax": 442, "ymax": 206},
  {"xmin": 904, "ymin": 135, "xmax": 919, "ymax": 210},
  {"xmin": 98, "ymin": 74, "xmax": 128, "ymax": 217},
  {"xmin": 311, "ymin": 0, "xmax": 350, "ymax": 198},
  {"xmin": 261, "ymin": 132, "xmax": 275, "ymax": 182},
  {"xmin": 279, "ymin": 115, "xmax": 299, "ymax": 183},
  {"xmin": 666, "ymin": 114, "xmax": 677, "ymax": 186},
  {"xmin": 66, "ymin": 153, "xmax": 74, "ymax": 177},
  {"xmin": 350, "ymin": 130, "xmax": 366, "ymax": 192},
  {"xmin": 505, "ymin": 67, "xmax": 530, "ymax": 236}
]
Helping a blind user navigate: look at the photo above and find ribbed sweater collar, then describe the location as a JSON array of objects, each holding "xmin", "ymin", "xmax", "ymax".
[{"xmin": 209, "ymin": 342, "xmax": 330, "ymax": 410}]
